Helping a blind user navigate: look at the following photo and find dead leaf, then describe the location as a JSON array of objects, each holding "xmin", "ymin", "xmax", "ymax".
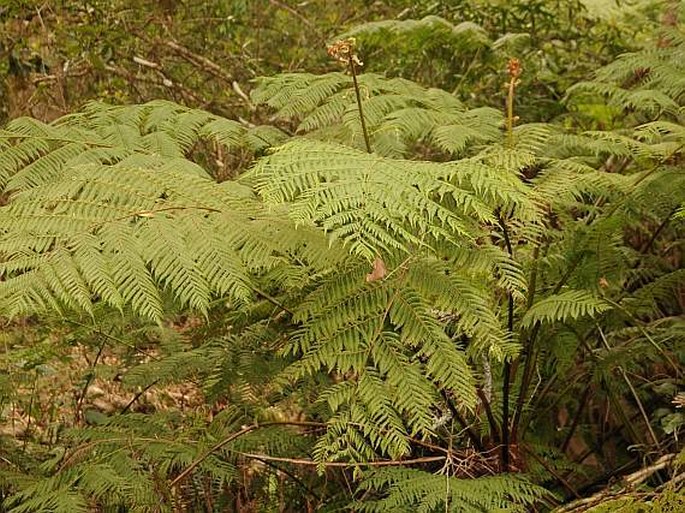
[{"xmin": 366, "ymin": 257, "xmax": 387, "ymax": 283}]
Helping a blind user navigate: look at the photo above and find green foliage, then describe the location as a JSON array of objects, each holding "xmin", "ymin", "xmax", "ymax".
[
  {"xmin": 521, "ymin": 291, "xmax": 611, "ymax": 327},
  {"xmin": 1, "ymin": 2, "xmax": 684, "ymax": 512},
  {"xmin": 569, "ymin": 25, "xmax": 685, "ymax": 115},
  {"xmin": 0, "ymin": 100, "xmax": 287, "ymax": 192},
  {"xmin": 339, "ymin": 1, "xmax": 645, "ymax": 120},
  {"xmin": 356, "ymin": 468, "xmax": 548, "ymax": 512},
  {"xmin": 252, "ymin": 72, "xmax": 502, "ymax": 157}
]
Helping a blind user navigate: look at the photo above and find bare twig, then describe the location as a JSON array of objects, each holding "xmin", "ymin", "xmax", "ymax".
[
  {"xmin": 597, "ymin": 325, "xmax": 661, "ymax": 451},
  {"xmin": 133, "ymin": 56, "xmax": 160, "ymax": 69},
  {"xmin": 523, "ymin": 446, "xmax": 580, "ymax": 500},
  {"xmin": 75, "ymin": 335, "xmax": 107, "ymax": 424},
  {"xmin": 162, "ymin": 40, "xmax": 234, "ymax": 84},
  {"xmin": 232, "ymin": 81, "xmax": 254, "ymax": 109},
  {"xmin": 170, "ymin": 421, "xmax": 322, "ymax": 488},
  {"xmin": 120, "ymin": 378, "xmax": 160, "ymax": 414},
  {"xmin": 268, "ymin": 0, "xmax": 316, "ymax": 30},
  {"xmin": 169, "ymin": 420, "xmax": 445, "ymax": 489},
  {"xmin": 106, "ymin": 64, "xmax": 205, "ymax": 105}
]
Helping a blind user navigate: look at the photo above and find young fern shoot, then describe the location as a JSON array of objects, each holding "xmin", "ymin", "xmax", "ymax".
[{"xmin": 327, "ymin": 38, "xmax": 373, "ymax": 153}]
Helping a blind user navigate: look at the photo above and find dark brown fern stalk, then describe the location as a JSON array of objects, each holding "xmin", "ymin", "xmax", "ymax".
[
  {"xmin": 501, "ymin": 58, "xmax": 522, "ymax": 472},
  {"xmin": 328, "ymin": 38, "xmax": 372, "ymax": 153}
]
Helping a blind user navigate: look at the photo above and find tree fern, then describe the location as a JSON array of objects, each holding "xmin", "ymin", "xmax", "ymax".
[
  {"xmin": 252, "ymin": 72, "xmax": 502, "ymax": 157},
  {"xmin": 568, "ymin": 22, "xmax": 685, "ymax": 116},
  {"xmin": 2, "ymin": 11, "xmax": 685, "ymax": 511},
  {"xmin": 0, "ymin": 100, "xmax": 287, "ymax": 193},
  {"xmin": 278, "ymin": 259, "xmax": 481, "ymax": 460},
  {"xmin": 248, "ymin": 139, "xmax": 493, "ymax": 259},
  {"xmin": 0, "ymin": 165, "xmax": 255, "ymax": 319}
]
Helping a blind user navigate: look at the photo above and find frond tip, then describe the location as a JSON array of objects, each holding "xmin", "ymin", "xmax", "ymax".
[{"xmin": 522, "ymin": 290, "xmax": 612, "ymax": 327}]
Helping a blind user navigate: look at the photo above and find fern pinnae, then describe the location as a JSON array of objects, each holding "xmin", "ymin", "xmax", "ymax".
[
  {"xmin": 522, "ymin": 290, "xmax": 612, "ymax": 328},
  {"xmin": 139, "ymin": 217, "xmax": 212, "ymax": 313},
  {"xmin": 356, "ymin": 467, "xmax": 547, "ymax": 512},
  {"xmin": 2, "ymin": 20, "xmax": 684, "ymax": 510}
]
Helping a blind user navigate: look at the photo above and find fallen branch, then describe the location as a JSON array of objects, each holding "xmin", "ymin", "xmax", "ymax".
[
  {"xmin": 236, "ymin": 452, "xmax": 445, "ymax": 467},
  {"xmin": 553, "ymin": 453, "xmax": 678, "ymax": 513},
  {"xmin": 170, "ymin": 421, "xmax": 325, "ymax": 488},
  {"xmin": 170, "ymin": 420, "xmax": 453, "ymax": 489}
]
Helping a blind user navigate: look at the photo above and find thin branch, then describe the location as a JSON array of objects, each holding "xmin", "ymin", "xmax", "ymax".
[
  {"xmin": 440, "ymin": 390, "xmax": 485, "ymax": 452},
  {"xmin": 65, "ymin": 319, "xmax": 160, "ymax": 361},
  {"xmin": 268, "ymin": 0, "xmax": 317, "ymax": 31},
  {"xmin": 250, "ymin": 286, "xmax": 295, "ymax": 316},
  {"xmin": 602, "ymin": 298, "xmax": 681, "ymax": 377},
  {"xmin": 560, "ymin": 380, "xmax": 592, "ymax": 454},
  {"xmin": 597, "ymin": 325, "xmax": 661, "ymax": 451},
  {"xmin": 477, "ymin": 388, "xmax": 501, "ymax": 444},
  {"xmin": 75, "ymin": 334, "xmax": 107, "ymax": 424},
  {"xmin": 523, "ymin": 446, "xmax": 581, "ymax": 500},
  {"xmin": 170, "ymin": 421, "xmax": 325, "ymax": 488},
  {"xmin": 569, "ymin": 411, "xmax": 642, "ymax": 467},
  {"xmin": 120, "ymin": 378, "xmax": 160, "ymax": 414},
  {"xmin": 236, "ymin": 452, "xmax": 445, "ymax": 467},
  {"xmin": 162, "ymin": 40, "xmax": 234, "ymax": 84},
  {"xmin": 59, "ymin": 436, "xmax": 179, "ymax": 471},
  {"xmin": 248, "ymin": 456, "xmax": 322, "ymax": 502},
  {"xmin": 639, "ymin": 207, "xmax": 677, "ymax": 255},
  {"xmin": 170, "ymin": 417, "xmax": 452, "ymax": 489},
  {"xmin": 106, "ymin": 63, "xmax": 205, "ymax": 106}
]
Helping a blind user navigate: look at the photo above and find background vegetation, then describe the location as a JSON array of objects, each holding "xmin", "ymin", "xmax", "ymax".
[{"xmin": 0, "ymin": 0, "xmax": 683, "ymax": 511}]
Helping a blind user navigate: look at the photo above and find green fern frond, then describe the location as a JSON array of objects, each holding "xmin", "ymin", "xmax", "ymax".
[
  {"xmin": 5, "ymin": 481, "xmax": 89, "ymax": 513},
  {"xmin": 522, "ymin": 290, "xmax": 612, "ymax": 327},
  {"xmin": 356, "ymin": 467, "xmax": 547, "ymax": 512},
  {"xmin": 0, "ymin": 101, "xmax": 287, "ymax": 193},
  {"xmin": 623, "ymin": 166, "xmax": 685, "ymax": 220},
  {"xmin": 628, "ymin": 268, "xmax": 685, "ymax": 316},
  {"xmin": 0, "ymin": 164, "xmax": 302, "ymax": 320},
  {"xmin": 249, "ymin": 140, "xmax": 483, "ymax": 259},
  {"xmin": 252, "ymin": 73, "xmax": 502, "ymax": 157},
  {"xmin": 568, "ymin": 30, "xmax": 685, "ymax": 113},
  {"xmin": 570, "ymin": 82, "xmax": 680, "ymax": 115},
  {"xmin": 5, "ymin": 409, "xmax": 254, "ymax": 513},
  {"xmin": 407, "ymin": 258, "xmax": 517, "ymax": 360},
  {"xmin": 447, "ymin": 149, "xmax": 542, "ymax": 223},
  {"xmin": 533, "ymin": 159, "xmax": 631, "ymax": 209},
  {"xmin": 281, "ymin": 260, "xmax": 478, "ymax": 458}
]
